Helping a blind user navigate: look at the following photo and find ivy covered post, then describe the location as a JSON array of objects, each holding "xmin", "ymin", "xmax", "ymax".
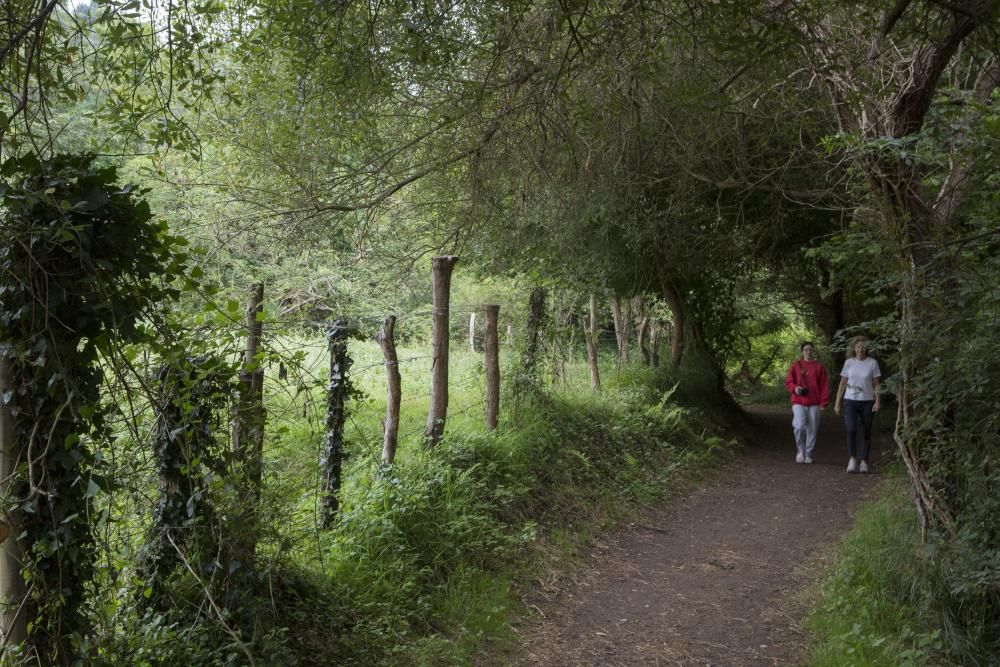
[
  {"xmin": 232, "ymin": 283, "xmax": 266, "ymax": 557},
  {"xmin": 0, "ymin": 154, "xmax": 189, "ymax": 661},
  {"xmin": 143, "ymin": 359, "xmax": 230, "ymax": 601},
  {"xmin": 483, "ymin": 305, "xmax": 501, "ymax": 430},
  {"xmin": 321, "ymin": 320, "xmax": 352, "ymax": 528},
  {"xmin": 520, "ymin": 287, "xmax": 547, "ymax": 384},
  {"xmin": 232, "ymin": 283, "xmax": 266, "ymax": 495}
]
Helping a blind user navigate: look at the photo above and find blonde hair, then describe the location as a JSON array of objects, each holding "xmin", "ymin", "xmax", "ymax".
[{"xmin": 848, "ymin": 335, "xmax": 869, "ymax": 356}]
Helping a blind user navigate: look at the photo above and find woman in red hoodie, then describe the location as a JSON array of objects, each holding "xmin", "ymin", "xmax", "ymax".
[{"xmin": 785, "ymin": 341, "xmax": 831, "ymax": 463}]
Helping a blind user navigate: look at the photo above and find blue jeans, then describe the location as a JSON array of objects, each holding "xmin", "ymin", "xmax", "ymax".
[{"xmin": 843, "ymin": 399, "xmax": 875, "ymax": 461}]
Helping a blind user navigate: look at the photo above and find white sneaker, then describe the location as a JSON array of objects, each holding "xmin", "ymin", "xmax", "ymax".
[
  {"xmin": 804, "ymin": 457, "xmax": 813, "ymax": 464},
  {"xmin": 846, "ymin": 457, "xmax": 858, "ymax": 473},
  {"xmin": 859, "ymin": 461, "xmax": 869, "ymax": 473},
  {"xmin": 796, "ymin": 451, "xmax": 804, "ymax": 464}
]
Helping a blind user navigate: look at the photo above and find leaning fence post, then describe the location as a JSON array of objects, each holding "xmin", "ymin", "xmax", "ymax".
[
  {"xmin": 233, "ymin": 282, "xmax": 266, "ymax": 502},
  {"xmin": 321, "ymin": 320, "xmax": 351, "ymax": 527},
  {"xmin": 0, "ymin": 356, "xmax": 26, "ymax": 650},
  {"xmin": 377, "ymin": 316, "xmax": 401, "ymax": 465},
  {"xmin": 425, "ymin": 255, "xmax": 458, "ymax": 446},
  {"xmin": 484, "ymin": 305, "xmax": 501, "ymax": 430}
]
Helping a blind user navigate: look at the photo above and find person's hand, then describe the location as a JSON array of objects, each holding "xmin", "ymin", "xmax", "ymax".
[
  {"xmin": 834, "ymin": 402, "xmax": 841, "ymax": 415},
  {"xmin": 873, "ymin": 398, "xmax": 881, "ymax": 413}
]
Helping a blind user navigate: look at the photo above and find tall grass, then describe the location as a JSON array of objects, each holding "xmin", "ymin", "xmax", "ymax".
[
  {"xmin": 805, "ymin": 477, "xmax": 945, "ymax": 667},
  {"xmin": 95, "ymin": 337, "xmax": 732, "ymax": 665}
]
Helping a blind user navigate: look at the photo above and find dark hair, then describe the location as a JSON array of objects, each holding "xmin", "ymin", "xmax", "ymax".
[{"xmin": 800, "ymin": 341, "xmax": 814, "ymax": 351}]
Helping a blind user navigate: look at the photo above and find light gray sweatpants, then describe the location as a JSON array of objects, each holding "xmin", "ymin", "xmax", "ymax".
[{"xmin": 792, "ymin": 404, "xmax": 821, "ymax": 458}]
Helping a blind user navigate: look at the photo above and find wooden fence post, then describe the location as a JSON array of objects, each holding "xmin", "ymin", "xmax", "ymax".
[
  {"xmin": 484, "ymin": 305, "xmax": 501, "ymax": 430},
  {"xmin": 0, "ymin": 356, "xmax": 26, "ymax": 650},
  {"xmin": 321, "ymin": 320, "xmax": 351, "ymax": 527},
  {"xmin": 425, "ymin": 256, "xmax": 458, "ymax": 446},
  {"xmin": 232, "ymin": 283, "xmax": 266, "ymax": 502},
  {"xmin": 586, "ymin": 294, "xmax": 602, "ymax": 392},
  {"xmin": 377, "ymin": 316, "xmax": 401, "ymax": 465}
]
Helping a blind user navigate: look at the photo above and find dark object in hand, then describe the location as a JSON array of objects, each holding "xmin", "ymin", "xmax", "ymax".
[{"xmin": 795, "ymin": 386, "xmax": 808, "ymax": 396}]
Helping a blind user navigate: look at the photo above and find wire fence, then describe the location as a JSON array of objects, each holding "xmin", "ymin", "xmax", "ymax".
[{"xmin": 89, "ymin": 284, "xmax": 671, "ymax": 559}]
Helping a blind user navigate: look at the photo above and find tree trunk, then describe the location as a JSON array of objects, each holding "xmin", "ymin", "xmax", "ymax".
[
  {"xmin": 660, "ymin": 282, "xmax": 685, "ymax": 368},
  {"xmin": 637, "ymin": 315, "xmax": 651, "ymax": 366},
  {"xmin": 469, "ymin": 312, "xmax": 476, "ymax": 353},
  {"xmin": 611, "ymin": 295, "xmax": 630, "ymax": 365},
  {"xmin": 483, "ymin": 305, "xmax": 501, "ymax": 430},
  {"xmin": 0, "ymin": 357, "xmax": 26, "ymax": 651},
  {"xmin": 586, "ymin": 294, "xmax": 601, "ymax": 392},
  {"xmin": 652, "ymin": 252, "xmax": 686, "ymax": 368},
  {"xmin": 377, "ymin": 316, "xmax": 401, "ymax": 465},
  {"xmin": 321, "ymin": 321, "xmax": 351, "ymax": 527},
  {"xmin": 232, "ymin": 282, "xmax": 266, "ymax": 502},
  {"xmin": 649, "ymin": 322, "xmax": 660, "ymax": 367},
  {"xmin": 425, "ymin": 255, "xmax": 458, "ymax": 446}
]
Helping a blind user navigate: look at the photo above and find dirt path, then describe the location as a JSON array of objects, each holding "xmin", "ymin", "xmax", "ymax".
[{"xmin": 508, "ymin": 404, "xmax": 882, "ymax": 666}]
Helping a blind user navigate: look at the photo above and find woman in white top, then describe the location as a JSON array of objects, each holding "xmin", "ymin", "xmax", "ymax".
[{"xmin": 834, "ymin": 335, "xmax": 881, "ymax": 473}]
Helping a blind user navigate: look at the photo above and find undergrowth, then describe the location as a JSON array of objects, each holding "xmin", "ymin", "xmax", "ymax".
[
  {"xmin": 92, "ymin": 351, "xmax": 734, "ymax": 666},
  {"xmin": 805, "ymin": 472, "xmax": 999, "ymax": 667},
  {"xmin": 304, "ymin": 382, "xmax": 731, "ymax": 665}
]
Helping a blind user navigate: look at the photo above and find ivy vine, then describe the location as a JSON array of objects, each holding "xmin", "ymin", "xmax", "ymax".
[{"xmin": 0, "ymin": 154, "xmax": 189, "ymax": 662}]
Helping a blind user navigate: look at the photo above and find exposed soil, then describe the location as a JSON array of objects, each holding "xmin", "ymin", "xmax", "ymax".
[{"xmin": 506, "ymin": 404, "xmax": 882, "ymax": 666}]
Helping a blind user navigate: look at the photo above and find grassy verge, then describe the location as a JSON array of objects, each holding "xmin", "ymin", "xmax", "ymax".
[
  {"xmin": 307, "ymin": 369, "xmax": 732, "ymax": 665},
  {"xmin": 105, "ymin": 341, "xmax": 737, "ymax": 665},
  {"xmin": 804, "ymin": 475, "xmax": 945, "ymax": 667}
]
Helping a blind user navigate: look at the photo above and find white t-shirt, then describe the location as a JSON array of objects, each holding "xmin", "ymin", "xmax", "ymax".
[{"xmin": 840, "ymin": 357, "xmax": 881, "ymax": 401}]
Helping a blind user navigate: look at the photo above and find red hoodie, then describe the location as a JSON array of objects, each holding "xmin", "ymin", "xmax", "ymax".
[{"xmin": 786, "ymin": 359, "xmax": 830, "ymax": 407}]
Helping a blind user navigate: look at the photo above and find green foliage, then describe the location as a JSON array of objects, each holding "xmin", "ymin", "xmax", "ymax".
[
  {"xmin": 806, "ymin": 479, "xmax": 947, "ymax": 666},
  {"xmin": 307, "ymin": 380, "xmax": 724, "ymax": 665},
  {"xmin": 141, "ymin": 355, "xmax": 237, "ymax": 606},
  {"xmin": 813, "ymin": 88, "xmax": 1000, "ymax": 660},
  {"xmin": 725, "ymin": 291, "xmax": 821, "ymax": 402},
  {"xmin": 0, "ymin": 153, "xmax": 191, "ymax": 661}
]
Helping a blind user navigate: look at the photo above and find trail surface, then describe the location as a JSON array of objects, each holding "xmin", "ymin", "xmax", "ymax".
[{"xmin": 508, "ymin": 404, "xmax": 881, "ymax": 666}]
